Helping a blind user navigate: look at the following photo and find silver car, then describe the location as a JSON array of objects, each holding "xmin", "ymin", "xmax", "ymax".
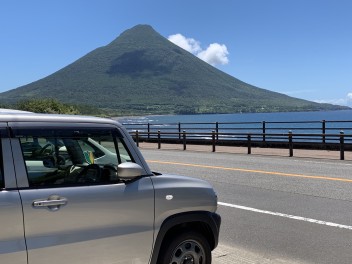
[{"xmin": 0, "ymin": 113, "xmax": 220, "ymax": 264}]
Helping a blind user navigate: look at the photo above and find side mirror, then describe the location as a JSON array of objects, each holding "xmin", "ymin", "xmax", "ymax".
[{"xmin": 118, "ymin": 162, "xmax": 143, "ymax": 180}]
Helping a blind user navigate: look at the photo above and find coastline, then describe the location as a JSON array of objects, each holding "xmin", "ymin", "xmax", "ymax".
[{"xmin": 117, "ymin": 109, "xmax": 352, "ymax": 124}]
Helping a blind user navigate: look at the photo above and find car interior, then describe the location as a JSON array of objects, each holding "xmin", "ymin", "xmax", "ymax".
[{"xmin": 19, "ymin": 132, "xmax": 133, "ymax": 187}]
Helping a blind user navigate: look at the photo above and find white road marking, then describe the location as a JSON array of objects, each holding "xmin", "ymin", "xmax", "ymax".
[
  {"xmin": 218, "ymin": 202, "xmax": 352, "ymax": 231},
  {"xmin": 294, "ymin": 159, "xmax": 352, "ymax": 166}
]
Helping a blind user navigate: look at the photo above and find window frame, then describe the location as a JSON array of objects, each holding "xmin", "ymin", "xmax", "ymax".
[
  {"xmin": 0, "ymin": 127, "xmax": 9, "ymax": 190},
  {"xmin": 0, "ymin": 139, "xmax": 4, "ymax": 190},
  {"xmin": 15, "ymin": 126, "xmax": 134, "ymax": 189}
]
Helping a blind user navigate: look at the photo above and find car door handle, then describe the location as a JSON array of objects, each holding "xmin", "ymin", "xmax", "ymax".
[{"xmin": 32, "ymin": 195, "xmax": 68, "ymax": 211}]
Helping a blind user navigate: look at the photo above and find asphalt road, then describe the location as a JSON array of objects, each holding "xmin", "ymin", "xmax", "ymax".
[{"xmin": 141, "ymin": 148, "xmax": 352, "ymax": 264}]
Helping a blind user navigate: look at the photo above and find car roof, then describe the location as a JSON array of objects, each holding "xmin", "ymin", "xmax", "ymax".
[
  {"xmin": 0, "ymin": 108, "xmax": 32, "ymax": 114},
  {"xmin": 0, "ymin": 112, "xmax": 122, "ymax": 127}
]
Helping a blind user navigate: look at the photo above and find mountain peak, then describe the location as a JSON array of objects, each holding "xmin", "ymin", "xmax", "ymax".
[
  {"xmin": 128, "ymin": 24, "xmax": 155, "ymax": 32},
  {"xmin": 109, "ymin": 24, "xmax": 161, "ymax": 46},
  {"xmin": 120, "ymin": 24, "xmax": 157, "ymax": 36},
  {"xmin": 0, "ymin": 25, "xmax": 347, "ymax": 115}
]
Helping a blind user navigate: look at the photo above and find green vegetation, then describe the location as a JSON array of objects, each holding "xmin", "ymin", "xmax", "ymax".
[
  {"xmin": 15, "ymin": 98, "xmax": 80, "ymax": 114},
  {"xmin": 1, "ymin": 98, "xmax": 109, "ymax": 116},
  {"xmin": 0, "ymin": 25, "xmax": 349, "ymax": 115}
]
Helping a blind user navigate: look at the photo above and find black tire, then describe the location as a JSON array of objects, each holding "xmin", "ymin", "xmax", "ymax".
[{"xmin": 159, "ymin": 231, "xmax": 211, "ymax": 264}]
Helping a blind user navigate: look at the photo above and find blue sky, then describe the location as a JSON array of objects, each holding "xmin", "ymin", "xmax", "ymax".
[{"xmin": 1, "ymin": 0, "xmax": 352, "ymax": 106}]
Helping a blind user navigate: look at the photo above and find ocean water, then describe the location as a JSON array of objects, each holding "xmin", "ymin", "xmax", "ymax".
[{"xmin": 120, "ymin": 110, "xmax": 352, "ymax": 124}]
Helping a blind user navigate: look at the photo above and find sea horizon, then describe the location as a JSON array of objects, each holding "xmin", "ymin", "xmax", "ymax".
[{"xmin": 118, "ymin": 109, "xmax": 352, "ymax": 124}]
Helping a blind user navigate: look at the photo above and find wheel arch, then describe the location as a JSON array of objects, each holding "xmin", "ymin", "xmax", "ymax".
[{"xmin": 150, "ymin": 211, "xmax": 221, "ymax": 264}]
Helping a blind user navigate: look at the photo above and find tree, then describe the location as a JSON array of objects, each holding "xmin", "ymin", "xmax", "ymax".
[{"xmin": 15, "ymin": 98, "xmax": 80, "ymax": 114}]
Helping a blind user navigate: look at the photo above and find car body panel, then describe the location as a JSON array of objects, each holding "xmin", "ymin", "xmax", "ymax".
[
  {"xmin": 151, "ymin": 174, "xmax": 218, "ymax": 232},
  {"xmin": 1, "ymin": 137, "xmax": 27, "ymax": 264},
  {"xmin": 19, "ymin": 179, "xmax": 155, "ymax": 264},
  {"xmin": 0, "ymin": 191, "xmax": 28, "ymax": 264}
]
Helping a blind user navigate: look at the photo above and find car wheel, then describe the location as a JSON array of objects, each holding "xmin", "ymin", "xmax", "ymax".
[{"xmin": 159, "ymin": 231, "xmax": 211, "ymax": 264}]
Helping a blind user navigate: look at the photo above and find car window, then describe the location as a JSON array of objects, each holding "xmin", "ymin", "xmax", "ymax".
[{"xmin": 18, "ymin": 128, "xmax": 134, "ymax": 188}]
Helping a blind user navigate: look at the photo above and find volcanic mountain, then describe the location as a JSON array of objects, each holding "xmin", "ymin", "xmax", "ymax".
[{"xmin": 0, "ymin": 25, "xmax": 347, "ymax": 115}]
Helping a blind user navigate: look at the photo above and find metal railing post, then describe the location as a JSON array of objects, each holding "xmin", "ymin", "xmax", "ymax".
[
  {"xmin": 247, "ymin": 134, "xmax": 251, "ymax": 154},
  {"xmin": 183, "ymin": 130, "xmax": 186, "ymax": 150},
  {"xmin": 322, "ymin": 120, "xmax": 326, "ymax": 144},
  {"xmin": 262, "ymin": 121, "xmax": 266, "ymax": 142},
  {"xmin": 340, "ymin": 131, "xmax": 345, "ymax": 160},
  {"xmin": 216, "ymin": 122, "xmax": 219, "ymax": 140},
  {"xmin": 136, "ymin": 130, "xmax": 139, "ymax": 147},
  {"xmin": 158, "ymin": 130, "xmax": 161, "ymax": 149},
  {"xmin": 288, "ymin": 131, "xmax": 293, "ymax": 157},
  {"xmin": 147, "ymin": 123, "xmax": 150, "ymax": 139},
  {"xmin": 212, "ymin": 130, "xmax": 216, "ymax": 152},
  {"xmin": 178, "ymin": 123, "xmax": 181, "ymax": 140}
]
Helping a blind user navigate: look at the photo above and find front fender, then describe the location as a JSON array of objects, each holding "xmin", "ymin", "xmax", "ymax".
[{"xmin": 149, "ymin": 211, "xmax": 221, "ymax": 264}]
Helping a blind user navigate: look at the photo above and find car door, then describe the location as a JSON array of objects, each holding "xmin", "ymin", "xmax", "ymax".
[
  {"xmin": 0, "ymin": 128, "xmax": 27, "ymax": 264},
  {"xmin": 11, "ymin": 124, "xmax": 155, "ymax": 264}
]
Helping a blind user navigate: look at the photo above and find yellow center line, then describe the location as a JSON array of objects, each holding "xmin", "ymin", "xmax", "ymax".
[{"xmin": 147, "ymin": 160, "xmax": 352, "ymax": 183}]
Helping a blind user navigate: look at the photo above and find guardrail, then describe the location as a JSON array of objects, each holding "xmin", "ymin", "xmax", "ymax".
[
  {"xmin": 130, "ymin": 130, "xmax": 352, "ymax": 160},
  {"xmin": 123, "ymin": 120, "xmax": 352, "ymax": 144}
]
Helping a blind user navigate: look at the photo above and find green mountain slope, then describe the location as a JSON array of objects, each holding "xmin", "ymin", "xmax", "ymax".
[{"xmin": 0, "ymin": 25, "xmax": 348, "ymax": 115}]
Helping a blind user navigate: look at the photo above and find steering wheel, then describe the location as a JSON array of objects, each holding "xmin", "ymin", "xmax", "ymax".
[
  {"xmin": 39, "ymin": 143, "xmax": 55, "ymax": 155},
  {"xmin": 42, "ymin": 154, "xmax": 66, "ymax": 168}
]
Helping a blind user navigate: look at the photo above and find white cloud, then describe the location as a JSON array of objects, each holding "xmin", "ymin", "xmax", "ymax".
[
  {"xmin": 168, "ymin": 34, "xmax": 201, "ymax": 54},
  {"xmin": 168, "ymin": 34, "xmax": 229, "ymax": 66},
  {"xmin": 347, "ymin": 92, "xmax": 352, "ymax": 100},
  {"xmin": 197, "ymin": 43, "xmax": 229, "ymax": 66}
]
